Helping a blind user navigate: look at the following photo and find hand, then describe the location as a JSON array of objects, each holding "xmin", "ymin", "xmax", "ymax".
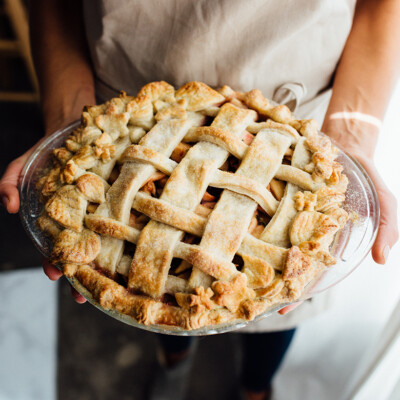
[
  {"xmin": 0, "ymin": 145, "xmax": 39, "ymax": 214},
  {"xmin": 322, "ymin": 116, "xmax": 399, "ymax": 263},
  {"xmin": 279, "ymin": 302, "xmax": 302, "ymax": 315},
  {"xmin": 279, "ymin": 124, "xmax": 399, "ymax": 316},
  {"xmin": 0, "ymin": 115, "xmax": 88, "ymax": 304},
  {"xmin": 349, "ymin": 152, "xmax": 399, "ymax": 264},
  {"xmin": 42, "ymin": 258, "xmax": 86, "ymax": 303}
]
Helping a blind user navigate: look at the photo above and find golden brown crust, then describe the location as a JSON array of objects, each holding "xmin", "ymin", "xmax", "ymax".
[
  {"xmin": 45, "ymin": 185, "xmax": 87, "ymax": 231},
  {"xmin": 242, "ymin": 254, "xmax": 275, "ymax": 289},
  {"xmin": 282, "ymin": 246, "xmax": 313, "ymax": 280},
  {"xmin": 294, "ymin": 191, "xmax": 317, "ymax": 211},
  {"xmin": 175, "ymin": 81, "xmax": 225, "ymax": 111},
  {"xmin": 255, "ymin": 278, "xmax": 285, "ymax": 299},
  {"xmin": 290, "ymin": 211, "xmax": 340, "ymax": 249},
  {"xmin": 41, "ymin": 167, "xmax": 62, "ymax": 197},
  {"xmin": 93, "ymin": 133, "xmax": 116, "ymax": 162},
  {"xmin": 95, "ymin": 111, "xmax": 130, "ymax": 139},
  {"xmin": 175, "ymin": 286, "xmax": 215, "ymax": 313},
  {"xmin": 76, "ymin": 174, "xmax": 106, "ymax": 203},
  {"xmin": 36, "ymin": 214, "xmax": 62, "ymax": 240},
  {"xmin": 212, "ymin": 273, "xmax": 256, "ymax": 313},
  {"xmin": 85, "ymin": 214, "xmax": 140, "ymax": 243},
  {"xmin": 290, "ymin": 118, "xmax": 319, "ymax": 137},
  {"xmin": 155, "ymin": 99, "xmax": 187, "ymax": 121},
  {"xmin": 137, "ymin": 81, "xmax": 175, "ymax": 102},
  {"xmin": 238, "ymin": 298, "xmax": 269, "ymax": 321},
  {"xmin": 51, "ymin": 229, "xmax": 101, "ymax": 264},
  {"xmin": 126, "ymin": 95, "xmax": 154, "ymax": 128},
  {"xmin": 36, "ymin": 81, "xmax": 349, "ymax": 330},
  {"xmin": 241, "ymin": 89, "xmax": 270, "ymax": 114},
  {"xmin": 53, "ymin": 147, "xmax": 73, "ymax": 165}
]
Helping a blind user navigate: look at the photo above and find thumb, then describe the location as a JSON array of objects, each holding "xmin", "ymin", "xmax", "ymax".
[
  {"xmin": 371, "ymin": 186, "xmax": 398, "ymax": 264},
  {"xmin": 0, "ymin": 145, "xmax": 40, "ymax": 214},
  {"xmin": 355, "ymin": 157, "xmax": 399, "ymax": 264},
  {"xmin": 278, "ymin": 301, "xmax": 303, "ymax": 315}
]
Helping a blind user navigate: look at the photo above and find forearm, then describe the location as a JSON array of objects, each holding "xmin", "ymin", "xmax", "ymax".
[
  {"xmin": 322, "ymin": 0, "xmax": 400, "ymax": 158},
  {"xmin": 30, "ymin": 0, "xmax": 95, "ymax": 135}
]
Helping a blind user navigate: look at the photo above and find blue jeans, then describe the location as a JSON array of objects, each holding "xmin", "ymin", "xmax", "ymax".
[{"xmin": 158, "ymin": 329, "xmax": 296, "ymax": 392}]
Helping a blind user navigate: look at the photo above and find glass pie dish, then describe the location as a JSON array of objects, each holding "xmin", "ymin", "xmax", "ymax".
[{"xmin": 19, "ymin": 121, "xmax": 380, "ymax": 335}]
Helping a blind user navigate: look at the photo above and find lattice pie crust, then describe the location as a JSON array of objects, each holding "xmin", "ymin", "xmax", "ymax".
[{"xmin": 36, "ymin": 81, "xmax": 348, "ymax": 330}]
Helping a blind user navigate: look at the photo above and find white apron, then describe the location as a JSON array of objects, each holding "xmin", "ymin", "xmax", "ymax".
[{"xmin": 82, "ymin": 0, "xmax": 356, "ymax": 331}]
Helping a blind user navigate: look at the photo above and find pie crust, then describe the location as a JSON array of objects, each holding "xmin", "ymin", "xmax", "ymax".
[{"xmin": 36, "ymin": 81, "xmax": 348, "ymax": 330}]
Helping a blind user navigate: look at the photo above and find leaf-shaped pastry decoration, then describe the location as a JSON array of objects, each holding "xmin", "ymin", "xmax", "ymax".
[
  {"xmin": 324, "ymin": 206, "xmax": 349, "ymax": 229},
  {"xmin": 51, "ymin": 228, "xmax": 101, "ymax": 264},
  {"xmin": 212, "ymin": 273, "xmax": 255, "ymax": 313},
  {"xmin": 36, "ymin": 214, "xmax": 62, "ymax": 240},
  {"xmin": 242, "ymin": 254, "xmax": 275, "ymax": 289},
  {"xmin": 45, "ymin": 185, "xmax": 87, "ymax": 231},
  {"xmin": 126, "ymin": 95, "xmax": 154, "ymax": 129},
  {"xmin": 175, "ymin": 286, "xmax": 215, "ymax": 313},
  {"xmin": 137, "ymin": 81, "xmax": 175, "ymax": 102},
  {"xmin": 175, "ymin": 81, "xmax": 225, "ymax": 112},
  {"xmin": 76, "ymin": 174, "xmax": 106, "ymax": 203},
  {"xmin": 95, "ymin": 112, "xmax": 130, "ymax": 140},
  {"xmin": 282, "ymin": 246, "xmax": 313, "ymax": 281},
  {"xmin": 52, "ymin": 147, "xmax": 73, "ymax": 165},
  {"xmin": 255, "ymin": 278, "xmax": 285, "ymax": 298},
  {"xmin": 155, "ymin": 99, "xmax": 187, "ymax": 121},
  {"xmin": 290, "ymin": 211, "xmax": 339, "ymax": 249},
  {"xmin": 41, "ymin": 167, "xmax": 62, "ymax": 197}
]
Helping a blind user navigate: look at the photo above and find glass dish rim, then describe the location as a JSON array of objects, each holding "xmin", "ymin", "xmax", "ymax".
[{"xmin": 18, "ymin": 120, "xmax": 380, "ymax": 336}]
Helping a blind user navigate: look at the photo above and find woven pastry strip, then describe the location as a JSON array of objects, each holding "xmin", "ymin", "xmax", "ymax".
[
  {"xmin": 94, "ymin": 117, "xmax": 203, "ymax": 273},
  {"xmin": 37, "ymin": 81, "xmax": 349, "ymax": 330},
  {"xmin": 260, "ymin": 137, "xmax": 310, "ymax": 247},
  {"xmin": 189, "ymin": 130, "xmax": 291, "ymax": 288},
  {"xmin": 128, "ymin": 103, "xmax": 256, "ymax": 297},
  {"xmin": 85, "ymin": 197, "xmax": 288, "ymax": 271},
  {"xmin": 121, "ymin": 145, "xmax": 279, "ymax": 215}
]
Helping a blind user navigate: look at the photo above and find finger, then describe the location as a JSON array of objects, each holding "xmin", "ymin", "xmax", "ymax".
[
  {"xmin": 357, "ymin": 159, "xmax": 399, "ymax": 264},
  {"xmin": 371, "ymin": 188, "xmax": 398, "ymax": 264},
  {"xmin": 0, "ymin": 148, "xmax": 36, "ymax": 213},
  {"xmin": 278, "ymin": 301, "xmax": 302, "ymax": 315},
  {"xmin": 42, "ymin": 257, "xmax": 63, "ymax": 281},
  {"xmin": 70, "ymin": 286, "xmax": 87, "ymax": 304}
]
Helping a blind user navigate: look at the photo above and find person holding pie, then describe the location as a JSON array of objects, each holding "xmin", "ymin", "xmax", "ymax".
[{"xmin": 1, "ymin": 1, "xmax": 399, "ymax": 400}]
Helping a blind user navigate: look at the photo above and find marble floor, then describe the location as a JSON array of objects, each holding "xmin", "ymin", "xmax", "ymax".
[
  {"xmin": 0, "ymin": 269, "xmax": 57, "ymax": 400},
  {"xmin": 1, "ymin": 84, "xmax": 400, "ymax": 400}
]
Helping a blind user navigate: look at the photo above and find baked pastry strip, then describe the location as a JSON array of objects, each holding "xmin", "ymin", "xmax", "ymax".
[
  {"xmin": 85, "ymin": 213, "xmax": 237, "ymax": 281},
  {"xmin": 189, "ymin": 130, "xmax": 291, "ymax": 289},
  {"xmin": 275, "ymin": 165, "xmax": 321, "ymax": 192},
  {"xmin": 260, "ymin": 137, "xmax": 311, "ymax": 247},
  {"xmin": 37, "ymin": 82, "xmax": 351, "ymax": 330},
  {"xmin": 74, "ymin": 264, "xmax": 235, "ymax": 329},
  {"xmin": 128, "ymin": 103, "xmax": 257, "ymax": 297},
  {"xmin": 122, "ymin": 146, "xmax": 278, "ymax": 214},
  {"xmin": 117, "ymin": 255, "xmax": 189, "ymax": 294},
  {"xmin": 121, "ymin": 144, "xmax": 322, "ymax": 212},
  {"xmin": 122, "ymin": 135, "xmax": 317, "ymax": 194},
  {"xmin": 85, "ymin": 198, "xmax": 288, "ymax": 271},
  {"xmin": 91, "ymin": 136, "xmax": 131, "ymax": 180},
  {"xmin": 94, "ymin": 117, "xmax": 203, "ymax": 273},
  {"xmin": 246, "ymin": 120, "xmax": 300, "ymax": 144}
]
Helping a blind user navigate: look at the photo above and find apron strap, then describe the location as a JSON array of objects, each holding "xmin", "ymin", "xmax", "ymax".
[{"xmin": 273, "ymin": 82, "xmax": 307, "ymax": 112}]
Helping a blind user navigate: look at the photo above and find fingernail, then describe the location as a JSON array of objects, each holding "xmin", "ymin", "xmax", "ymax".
[{"xmin": 383, "ymin": 245, "xmax": 390, "ymax": 263}]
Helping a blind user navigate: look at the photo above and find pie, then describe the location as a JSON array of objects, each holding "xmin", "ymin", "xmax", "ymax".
[{"xmin": 36, "ymin": 81, "xmax": 349, "ymax": 330}]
